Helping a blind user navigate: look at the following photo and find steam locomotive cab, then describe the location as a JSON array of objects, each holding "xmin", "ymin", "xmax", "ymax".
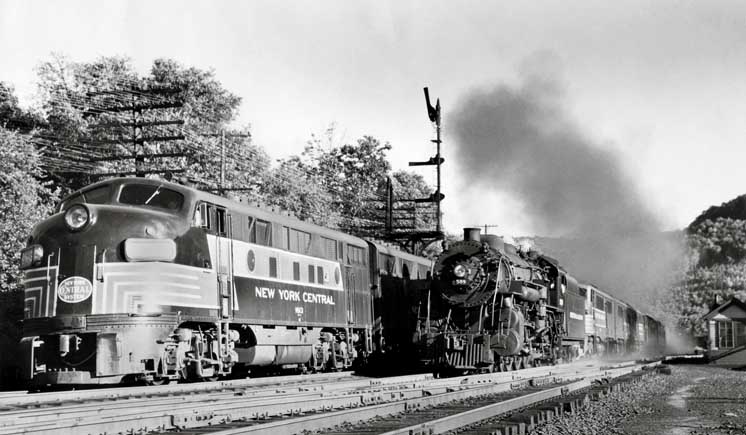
[{"xmin": 419, "ymin": 228, "xmax": 563, "ymax": 372}]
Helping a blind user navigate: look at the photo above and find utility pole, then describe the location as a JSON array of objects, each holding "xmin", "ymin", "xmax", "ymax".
[
  {"xmin": 475, "ymin": 224, "xmax": 500, "ymax": 234},
  {"xmin": 202, "ymin": 130, "xmax": 251, "ymax": 195},
  {"xmin": 84, "ymin": 86, "xmax": 185, "ymax": 178}
]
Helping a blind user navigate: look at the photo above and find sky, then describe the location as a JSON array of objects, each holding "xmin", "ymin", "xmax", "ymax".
[{"xmin": 1, "ymin": 0, "xmax": 745, "ymax": 237}]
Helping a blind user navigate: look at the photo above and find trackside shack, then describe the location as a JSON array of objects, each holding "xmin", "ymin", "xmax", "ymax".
[{"xmin": 702, "ymin": 297, "xmax": 746, "ymax": 366}]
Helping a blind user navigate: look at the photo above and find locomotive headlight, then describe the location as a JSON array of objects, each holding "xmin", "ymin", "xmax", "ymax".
[
  {"xmin": 64, "ymin": 204, "xmax": 90, "ymax": 231},
  {"xmin": 453, "ymin": 264, "xmax": 467, "ymax": 278}
]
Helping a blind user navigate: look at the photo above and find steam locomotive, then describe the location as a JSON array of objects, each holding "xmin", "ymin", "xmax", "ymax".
[
  {"xmin": 410, "ymin": 227, "xmax": 665, "ymax": 373},
  {"xmin": 18, "ymin": 178, "xmax": 663, "ymax": 386}
]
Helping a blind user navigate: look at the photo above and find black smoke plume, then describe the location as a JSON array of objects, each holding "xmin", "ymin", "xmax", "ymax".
[
  {"xmin": 449, "ymin": 59, "xmax": 685, "ymax": 321},
  {"xmin": 450, "ymin": 62, "xmax": 658, "ymax": 237}
]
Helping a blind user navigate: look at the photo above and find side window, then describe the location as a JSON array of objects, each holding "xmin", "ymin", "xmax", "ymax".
[
  {"xmin": 247, "ymin": 216, "xmax": 255, "ymax": 242},
  {"xmin": 194, "ymin": 203, "xmax": 205, "ymax": 227},
  {"xmin": 338, "ymin": 241, "xmax": 344, "ymax": 260},
  {"xmin": 216, "ymin": 208, "xmax": 227, "ymax": 236},
  {"xmin": 195, "ymin": 203, "xmax": 227, "ymax": 235},
  {"xmin": 293, "ymin": 262, "xmax": 300, "ymax": 281},
  {"xmin": 269, "ymin": 257, "xmax": 277, "ymax": 278},
  {"xmin": 321, "ymin": 237, "xmax": 337, "ymax": 260},
  {"xmin": 317, "ymin": 266, "xmax": 324, "ymax": 284},
  {"xmin": 347, "ymin": 245, "xmax": 366, "ymax": 265},
  {"xmin": 255, "ymin": 220, "xmax": 272, "ymax": 246},
  {"xmin": 308, "ymin": 265, "xmax": 315, "ymax": 283},
  {"xmin": 287, "ymin": 228, "xmax": 311, "ymax": 254}
]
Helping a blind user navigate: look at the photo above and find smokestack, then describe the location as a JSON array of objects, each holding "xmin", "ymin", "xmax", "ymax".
[{"xmin": 464, "ymin": 227, "xmax": 481, "ymax": 242}]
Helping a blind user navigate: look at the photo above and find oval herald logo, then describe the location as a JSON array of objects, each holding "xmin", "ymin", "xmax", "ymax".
[{"xmin": 58, "ymin": 277, "xmax": 93, "ymax": 304}]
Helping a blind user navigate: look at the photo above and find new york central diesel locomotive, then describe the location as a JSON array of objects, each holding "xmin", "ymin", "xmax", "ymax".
[
  {"xmin": 18, "ymin": 178, "xmax": 664, "ymax": 386},
  {"xmin": 19, "ymin": 177, "xmax": 430, "ymax": 385}
]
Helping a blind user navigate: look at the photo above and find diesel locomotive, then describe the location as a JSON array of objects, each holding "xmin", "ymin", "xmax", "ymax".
[
  {"xmin": 18, "ymin": 178, "xmax": 664, "ymax": 386},
  {"xmin": 19, "ymin": 177, "xmax": 430, "ymax": 385}
]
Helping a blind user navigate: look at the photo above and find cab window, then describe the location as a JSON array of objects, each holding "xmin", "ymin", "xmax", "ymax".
[
  {"xmin": 194, "ymin": 202, "xmax": 227, "ymax": 235},
  {"xmin": 119, "ymin": 184, "xmax": 184, "ymax": 211},
  {"xmin": 59, "ymin": 184, "xmax": 112, "ymax": 211}
]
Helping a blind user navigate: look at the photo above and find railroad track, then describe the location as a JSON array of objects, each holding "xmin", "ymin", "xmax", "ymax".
[{"xmin": 0, "ymin": 360, "xmax": 656, "ymax": 435}]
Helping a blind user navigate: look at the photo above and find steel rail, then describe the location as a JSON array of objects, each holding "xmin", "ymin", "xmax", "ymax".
[
  {"xmin": 0, "ymin": 360, "xmax": 641, "ymax": 435},
  {"xmin": 196, "ymin": 361, "xmax": 652, "ymax": 435},
  {"xmin": 0, "ymin": 371, "xmax": 358, "ymax": 407},
  {"xmin": 378, "ymin": 363, "xmax": 660, "ymax": 435}
]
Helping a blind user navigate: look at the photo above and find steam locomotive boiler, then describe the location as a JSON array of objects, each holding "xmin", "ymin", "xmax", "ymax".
[{"xmin": 417, "ymin": 228, "xmax": 573, "ymax": 372}]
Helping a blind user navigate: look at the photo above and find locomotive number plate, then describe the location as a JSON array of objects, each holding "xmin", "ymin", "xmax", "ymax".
[{"xmin": 58, "ymin": 276, "xmax": 93, "ymax": 303}]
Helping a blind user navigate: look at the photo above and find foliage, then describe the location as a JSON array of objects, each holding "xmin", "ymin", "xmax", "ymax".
[
  {"xmin": 0, "ymin": 128, "xmax": 58, "ymax": 291},
  {"xmin": 686, "ymin": 218, "xmax": 746, "ymax": 267},
  {"xmin": 34, "ymin": 54, "xmax": 269, "ymax": 193},
  {"xmin": 300, "ymin": 135, "xmax": 392, "ymax": 233},
  {"xmin": 667, "ymin": 217, "xmax": 746, "ymax": 334},
  {"xmin": 386, "ymin": 170, "xmax": 437, "ymax": 231},
  {"xmin": 689, "ymin": 194, "xmax": 746, "ymax": 229},
  {"xmin": 261, "ymin": 156, "xmax": 339, "ymax": 226},
  {"xmin": 0, "ymin": 82, "xmax": 43, "ymax": 133}
]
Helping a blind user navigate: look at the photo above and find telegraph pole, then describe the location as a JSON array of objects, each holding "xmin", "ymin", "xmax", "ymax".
[{"xmin": 202, "ymin": 130, "xmax": 251, "ymax": 195}]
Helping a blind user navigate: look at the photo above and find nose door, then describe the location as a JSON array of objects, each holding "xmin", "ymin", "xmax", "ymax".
[
  {"xmin": 214, "ymin": 210, "xmax": 233, "ymax": 319},
  {"xmin": 56, "ymin": 244, "xmax": 96, "ymax": 316}
]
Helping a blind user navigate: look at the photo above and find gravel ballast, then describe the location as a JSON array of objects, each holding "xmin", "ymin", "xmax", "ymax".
[{"xmin": 527, "ymin": 365, "xmax": 746, "ymax": 435}]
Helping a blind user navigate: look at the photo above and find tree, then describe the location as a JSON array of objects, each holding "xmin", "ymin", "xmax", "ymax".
[
  {"xmin": 387, "ymin": 170, "xmax": 437, "ymax": 231},
  {"xmin": 0, "ymin": 128, "xmax": 58, "ymax": 292},
  {"xmin": 261, "ymin": 156, "xmax": 338, "ymax": 226},
  {"xmin": 667, "ymin": 217, "xmax": 746, "ymax": 334},
  {"xmin": 33, "ymin": 54, "xmax": 270, "ymax": 193},
  {"xmin": 0, "ymin": 82, "xmax": 43, "ymax": 133},
  {"xmin": 302, "ymin": 135, "xmax": 392, "ymax": 234},
  {"xmin": 0, "ymin": 127, "xmax": 58, "ymax": 387}
]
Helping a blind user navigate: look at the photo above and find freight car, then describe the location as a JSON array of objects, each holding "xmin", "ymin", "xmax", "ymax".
[{"xmin": 18, "ymin": 177, "xmax": 430, "ymax": 385}]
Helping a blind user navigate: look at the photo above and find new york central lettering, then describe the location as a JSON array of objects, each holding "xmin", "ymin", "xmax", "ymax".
[{"xmin": 253, "ymin": 286, "xmax": 335, "ymax": 305}]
